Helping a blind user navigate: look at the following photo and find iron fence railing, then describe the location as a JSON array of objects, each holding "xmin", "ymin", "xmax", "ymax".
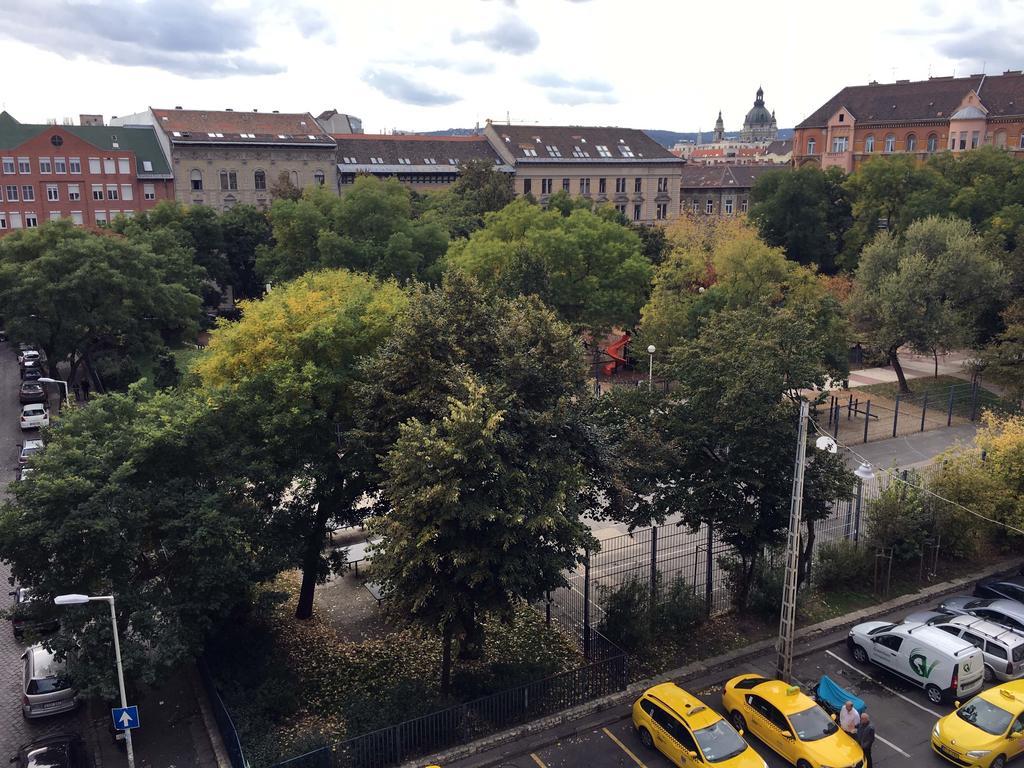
[{"xmin": 197, "ymin": 656, "xmax": 250, "ymax": 768}]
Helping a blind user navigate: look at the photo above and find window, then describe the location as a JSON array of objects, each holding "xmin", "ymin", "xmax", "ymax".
[
  {"xmin": 71, "ymin": 211, "xmax": 83, "ymax": 225},
  {"xmin": 46, "ymin": 184, "xmax": 59, "ymax": 201},
  {"xmin": 106, "ymin": 184, "xmax": 118, "ymax": 200},
  {"xmin": 656, "ymin": 203, "xmax": 667, "ymax": 220},
  {"xmin": 598, "ymin": 177, "xmax": 607, "ymax": 194},
  {"xmin": 725, "ymin": 198, "xmax": 734, "ymax": 214},
  {"xmin": 95, "ymin": 210, "xmax": 107, "ymax": 226},
  {"xmin": 21, "ymin": 185, "xmax": 34, "ymax": 202},
  {"xmin": 39, "ymin": 158, "xmax": 52, "ymax": 174},
  {"xmin": 986, "ymin": 641, "xmax": 1008, "ymax": 661},
  {"xmin": 69, "ymin": 157, "xmax": 81, "ymax": 174},
  {"xmin": 562, "ymin": 177, "xmax": 570, "ymax": 192},
  {"xmin": 118, "ymin": 158, "xmax": 130, "ymax": 174},
  {"xmin": 838, "ymin": 113, "xmax": 845, "ymax": 122},
  {"xmin": 522, "ymin": 147, "xmax": 538, "ymax": 157},
  {"xmin": 190, "ymin": 170, "xmax": 203, "ymax": 191},
  {"xmin": 876, "ymin": 635, "xmax": 903, "ymax": 651},
  {"xmin": 314, "ymin": 170, "xmax": 325, "ymax": 186},
  {"xmin": 0, "ymin": 213, "xmax": 5, "ymax": 228},
  {"xmin": 68, "ymin": 184, "xmax": 81, "ymax": 201},
  {"xmin": 10, "ymin": 212, "xmax": 22, "ymax": 228},
  {"xmin": 928, "ymin": 134, "xmax": 938, "ymax": 153},
  {"xmin": 1020, "ymin": 133, "xmax": 1024, "ymax": 149},
  {"xmin": 657, "ymin": 177, "xmax": 669, "ymax": 193},
  {"xmin": 831, "ymin": 136, "xmax": 848, "ymax": 152},
  {"xmin": 5, "ymin": 185, "xmax": 18, "ymax": 201},
  {"xmin": 971, "ymin": 130, "xmax": 980, "ymax": 149},
  {"xmin": 884, "ymin": 134, "xmax": 896, "ymax": 153},
  {"xmin": 18, "ymin": 157, "xmax": 30, "ymax": 174},
  {"xmin": 615, "ymin": 177, "xmax": 626, "ymax": 193},
  {"xmin": 579, "ymin": 177, "xmax": 591, "ymax": 194},
  {"xmin": 541, "ymin": 178, "xmax": 553, "ymax": 194},
  {"xmin": 219, "ymin": 170, "xmax": 239, "ymax": 191},
  {"xmin": 25, "ymin": 213, "xmax": 37, "ymax": 228},
  {"xmin": 614, "ymin": 203, "xmax": 626, "ymax": 214},
  {"xmin": 142, "ymin": 160, "xmax": 153, "ymax": 172},
  {"xmin": 740, "ymin": 198, "xmax": 749, "ymax": 213},
  {"xmin": 806, "ymin": 138, "xmax": 816, "ymax": 155},
  {"xmin": 634, "ymin": 177, "xmax": 642, "ymax": 193},
  {"xmin": 571, "ymin": 145, "xmax": 589, "ymax": 158},
  {"xmin": 1, "ymin": 157, "xmax": 13, "ymax": 174},
  {"xmin": 103, "ymin": 158, "xmax": 115, "ymax": 174},
  {"xmin": 523, "ymin": 178, "xmax": 532, "ymax": 194},
  {"xmin": 906, "ymin": 134, "xmax": 917, "ymax": 151},
  {"xmin": 959, "ymin": 132, "xmax": 968, "ymax": 150},
  {"xmin": 121, "ymin": 184, "xmax": 133, "ymax": 201},
  {"xmin": 706, "ymin": 199, "xmax": 714, "ymax": 214},
  {"xmin": 92, "ymin": 184, "xmax": 103, "ymax": 200},
  {"xmin": 48, "ymin": 211, "xmax": 61, "ymax": 222},
  {"xmin": 633, "ymin": 204, "xmax": 641, "ymax": 221},
  {"xmin": 545, "ymin": 145, "xmax": 562, "ymax": 157},
  {"xmin": 88, "ymin": 157, "xmax": 101, "ymax": 174},
  {"xmin": 864, "ymin": 135, "xmax": 875, "ymax": 152},
  {"xmin": 618, "ymin": 144, "xmax": 635, "ymax": 158},
  {"xmin": 595, "ymin": 145, "xmax": 612, "ymax": 157},
  {"xmin": 290, "ymin": 171, "xmax": 299, "ymax": 186},
  {"xmin": 254, "ymin": 170, "xmax": 267, "ymax": 190},
  {"xmin": 143, "ymin": 183, "xmax": 155, "ymax": 200},
  {"xmin": 54, "ymin": 157, "xmax": 67, "ymax": 174}
]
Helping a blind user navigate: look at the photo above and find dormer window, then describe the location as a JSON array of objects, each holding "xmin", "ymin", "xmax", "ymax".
[
  {"xmin": 521, "ymin": 147, "xmax": 538, "ymax": 157},
  {"xmin": 545, "ymin": 145, "xmax": 561, "ymax": 157},
  {"xmin": 595, "ymin": 145, "xmax": 612, "ymax": 157},
  {"xmin": 572, "ymin": 145, "xmax": 589, "ymax": 158},
  {"xmin": 838, "ymin": 113, "xmax": 844, "ymax": 122},
  {"xmin": 618, "ymin": 145, "xmax": 634, "ymax": 157}
]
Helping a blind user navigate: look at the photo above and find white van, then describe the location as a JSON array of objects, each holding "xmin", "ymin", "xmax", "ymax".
[{"xmin": 848, "ymin": 620, "xmax": 984, "ymax": 704}]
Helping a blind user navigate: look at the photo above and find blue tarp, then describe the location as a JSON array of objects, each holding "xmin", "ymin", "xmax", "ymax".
[{"xmin": 815, "ymin": 674, "xmax": 866, "ymax": 715}]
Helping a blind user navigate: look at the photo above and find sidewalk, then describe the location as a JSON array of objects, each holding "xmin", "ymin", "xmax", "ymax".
[{"xmin": 846, "ymin": 350, "xmax": 978, "ymax": 389}]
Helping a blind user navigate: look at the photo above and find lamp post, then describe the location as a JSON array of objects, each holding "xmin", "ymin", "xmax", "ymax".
[
  {"xmin": 38, "ymin": 377, "xmax": 70, "ymax": 410},
  {"xmin": 647, "ymin": 345, "xmax": 656, "ymax": 391},
  {"xmin": 54, "ymin": 594, "xmax": 135, "ymax": 768}
]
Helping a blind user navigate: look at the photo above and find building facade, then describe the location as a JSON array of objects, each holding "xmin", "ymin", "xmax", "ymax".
[
  {"xmin": 332, "ymin": 134, "xmax": 510, "ymax": 192},
  {"xmin": 315, "ymin": 110, "xmax": 363, "ymax": 135},
  {"xmin": 792, "ymin": 71, "xmax": 1024, "ymax": 172},
  {"xmin": 112, "ymin": 108, "xmax": 337, "ymax": 209},
  {"xmin": 0, "ymin": 111, "xmax": 173, "ymax": 233},
  {"xmin": 482, "ymin": 121, "xmax": 683, "ymax": 224},
  {"xmin": 679, "ymin": 164, "xmax": 780, "ymax": 217}
]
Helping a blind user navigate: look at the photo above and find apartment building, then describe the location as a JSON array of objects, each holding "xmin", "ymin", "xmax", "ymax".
[
  {"xmin": 481, "ymin": 121, "xmax": 683, "ymax": 224},
  {"xmin": 0, "ymin": 111, "xmax": 172, "ymax": 233},
  {"xmin": 792, "ymin": 71, "xmax": 1024, "ymax": 172},
  {"xmin": 112, "ymin": 108, "xmax": 337, "ymax": 209},
  {"xmin": 679, "ymin": 164, "xmax": 780, "ymax": 217}
]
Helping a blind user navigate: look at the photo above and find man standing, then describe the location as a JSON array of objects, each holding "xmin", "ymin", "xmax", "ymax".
[
  {"xmin": 840, "ymin": 700, "xmax": 860, "ymax": 735},
  {"xmin": 857, "ymin": 712, "xmax": 875, "ymax": 768}
]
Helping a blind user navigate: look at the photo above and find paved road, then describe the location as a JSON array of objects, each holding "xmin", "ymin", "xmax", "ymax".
[{"xmin": 848, "ymin": 423, "xmax": 978, "ymax": 472}]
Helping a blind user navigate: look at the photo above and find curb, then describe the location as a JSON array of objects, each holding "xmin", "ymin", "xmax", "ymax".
[
  {"xmin": 409, "ymin": 556, "xmax": 1021, "ymax": 768},
  {"xmin": 191, "ymin": 663, "xmax": 234, "ymax": 768}
]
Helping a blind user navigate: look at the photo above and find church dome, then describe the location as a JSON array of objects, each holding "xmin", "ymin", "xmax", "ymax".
[
  {"xmin": 744, "ymin": 87, "xmax": 773, "ymax": 127},
  {"xmin": 741, "ymin": 86, "xmax": 778, "ymax": 142}
]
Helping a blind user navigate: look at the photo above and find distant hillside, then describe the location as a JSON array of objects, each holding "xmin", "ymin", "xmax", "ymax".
[{"xmin": 416, "ymin": 127, "xmax": 793, "ymax": 148}]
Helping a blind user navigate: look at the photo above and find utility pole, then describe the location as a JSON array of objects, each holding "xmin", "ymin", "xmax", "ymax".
[{"xmin": 776, "ymin": 399, "xmax": 809, "ymax": 682}]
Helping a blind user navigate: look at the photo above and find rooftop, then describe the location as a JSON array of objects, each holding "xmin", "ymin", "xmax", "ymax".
[
  {"xmin": 150, "ymin": 107, "xmax": 335, "ymax": 146},
  {"xmin": 487, "ymin": 123, "xmax": 681, "ymax": 163},
  {"xmin": 680, "ymin": 164, "xmax": 781, "ymax": 189},
  {"xmin": 334, "ymin": 133, "xmax": 507, "ymax": 172}
]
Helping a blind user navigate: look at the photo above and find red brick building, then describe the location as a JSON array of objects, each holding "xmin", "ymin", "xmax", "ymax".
[
  {"xmin": 0, "ymin": 111, "xmax": 173, "ymax": 233},
  {"xmin": 792, "ymin": 71, "xmax": 1024, "ymax": 172}
]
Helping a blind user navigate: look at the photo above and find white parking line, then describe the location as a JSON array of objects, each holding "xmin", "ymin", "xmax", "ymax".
[{"xmin": 825, "ymin": 650, "xmax": 942, "ymax": 718}]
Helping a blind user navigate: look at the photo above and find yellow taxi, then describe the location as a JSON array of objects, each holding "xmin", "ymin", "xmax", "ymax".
[
  {"xmin": 931, "ymin": 680, "xmax": 1024, "ymax": 768},
  {"xmin": 721, "ymin": 674, "xmax": 864, "ymax": 768},
  {"xmin": 633, "ymin": 682, "xmax": 767, "ymax": 767}
]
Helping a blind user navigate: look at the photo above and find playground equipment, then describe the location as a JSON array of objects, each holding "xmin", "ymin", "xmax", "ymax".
[{"xmin": 601, "ymin": 332, "xmax": 632, "ymax": 377}]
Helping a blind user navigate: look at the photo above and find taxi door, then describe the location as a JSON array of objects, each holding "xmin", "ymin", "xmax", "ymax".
[
  {"xmin": 745, "ymin": 694, "xmax": 794, "ymax": 762},
  {"xmin": 1007, "ymin": 713, "xmax": 1024, "ymax": 761},
  {"xmin": 649, "ymin": 706, "xmax": 702, "ymax": 767}
]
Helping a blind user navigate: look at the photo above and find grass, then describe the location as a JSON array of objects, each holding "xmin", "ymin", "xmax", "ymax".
[{"xmin": 855, "ymin": 374, "xmax": 1015, "ymax": 417}]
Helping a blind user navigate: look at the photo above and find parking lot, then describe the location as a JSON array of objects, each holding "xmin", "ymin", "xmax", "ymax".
[{"xmin": 499, "ymin": 623, "xmax": 967, "ymax": 768}]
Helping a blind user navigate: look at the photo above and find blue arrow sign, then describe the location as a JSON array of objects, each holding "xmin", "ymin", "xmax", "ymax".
[{"xmin": 112, "ymin": 705, "xmax": 140, "ymax": 730}]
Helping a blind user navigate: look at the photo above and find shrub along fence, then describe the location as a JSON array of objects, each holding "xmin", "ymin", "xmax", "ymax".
[{"xmin": 198, "ymin": 656, "xmax": 250, "ymax": 768}]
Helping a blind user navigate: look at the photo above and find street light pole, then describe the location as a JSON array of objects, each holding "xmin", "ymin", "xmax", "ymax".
[
  {"xmin": 55, "ymin": 594, "xmax": 135, "ymax": 768},
  {"xmin": 647, "ymin": 345, "xmax": 656, "ymax": 391},
  {"xmin": 776, "ymin": 400, "xmax": 809, "ymax": 683}
]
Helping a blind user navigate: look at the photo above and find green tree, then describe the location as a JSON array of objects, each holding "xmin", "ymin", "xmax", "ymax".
[
  {"xmin": 417, "ymin": 159, "xmax": 516, "ymax": 239},
  {"xmin": 749, "ymin": 165, "xmax": 853, "ymax": 273},
  {"xmin": 270, "ymin": 170, "xmax": 303, "ymax": 201},
  {"xmin": 219, "ymin": 204, "xmax": 273, "ymax": 298},
  {"xmin": 850, "ymin": 217, "xmax": 1007, "ymax": 393},
  {"xmin": 194, "ymin": 269, "xmax": 408, "ymax": 619},
  {"xmin": 979, "ymin": 299, "xmax": 1024, "ymax": 404},
  {"xmin": 0, "ymin": 388, "xmax": 282, "ymax": 698},
  {"xmin": 0, "ymin": 221, "xmax": 200, "ymax": 381}
]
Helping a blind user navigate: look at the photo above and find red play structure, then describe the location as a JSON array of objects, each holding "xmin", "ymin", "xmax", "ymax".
[{"xmin": 602, "ymin": 331, "xmax": 631, "ymax": 376}]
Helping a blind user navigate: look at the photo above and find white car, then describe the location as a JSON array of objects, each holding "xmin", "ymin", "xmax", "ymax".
[
  {"xmin": 18, "ymin": 439, "xmax": 44, "ymax": 466},
  {"xmin": 18, "ymin": 349, "xmax": 40, "ymax": 366},
  {"xmin": 19, "ymin": 403, "xmax": 49, "ymax": 430}
]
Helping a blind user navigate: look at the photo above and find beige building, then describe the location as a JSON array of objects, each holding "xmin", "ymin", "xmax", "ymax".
[
  {"xmin": 112, "ymin": 107, "xmax": 337, "ymax": 209},
  {"xmin": 482, "ymin": 121, "xmax": 684, "ymax": 224}
]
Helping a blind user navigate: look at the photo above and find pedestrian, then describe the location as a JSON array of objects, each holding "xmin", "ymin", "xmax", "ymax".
[
  {"xmin": 857, "ymin": 712, "xmax": 875, "ymax": 768},
  {"xmin": 839, "ymin": 700, "xmax": 860, "ymax": 735}
]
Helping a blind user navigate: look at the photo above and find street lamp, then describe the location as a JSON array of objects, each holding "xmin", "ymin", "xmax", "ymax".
[
  {"xmin": 647, "ymin": 345, "xmax": 656, "ymax": 391},
  {"xmin": 38, "ymin": 377, "xmax": 71, "ymax": 409},
  {"xmin": 54, "ymin": 593, "xmax": 135, "ymax": 768}
]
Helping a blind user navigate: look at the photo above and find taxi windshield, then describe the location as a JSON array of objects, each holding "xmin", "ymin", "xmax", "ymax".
[
  {"xmin": 789, "ymin": 705, "xmax": 839, "ymax": 741},
  {"xmin": 956, "ymin": 697, "xmax": 1014, "ymax": 736},
  {"xmin": 693, "ymin": 720, "xmax": 747, "ymax": 763}
]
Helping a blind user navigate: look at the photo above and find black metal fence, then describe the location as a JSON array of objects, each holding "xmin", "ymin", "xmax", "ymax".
[{"xmin": 197, "ymin": 656, "xmax": 250, "ymax": 768}]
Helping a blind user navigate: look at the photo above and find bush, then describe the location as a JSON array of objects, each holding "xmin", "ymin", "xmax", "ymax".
[
  {"xmin": 814, "ymin": 541, "xmax": 873, "ymax": 591},
  {"xmin": 153, "ymin": 347, "xmax": 181, "ymax": 389},
  {"xmin": 747, "ymin": 564, "xmax": 785, "ymax": 621},
  {"xmin": 597, "ymin": 575, "xmax": 653, "ymax": 653},
  {"xmin": 94, "ymin": 353, "xmax": 141, "ymax": 391},
  {"xmin": 866, "ymin": 475, "xmax": 932, "ymax": 562},
  {"xmin": 658, "ymin": 576, "xmax": 705, "ymax": 633}
]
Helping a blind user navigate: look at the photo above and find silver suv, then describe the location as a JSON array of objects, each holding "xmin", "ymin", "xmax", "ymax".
[
  {"xmin": 21, "ymin": 644, "xmax": 76, "ymax": 718},
  {"xmin": 914, "ymin": 613, "xmax": 1024, "ymax": 682},
  {"xmin": 937, "ymin": 596, "xmax": 1024, "ymax": 632}
]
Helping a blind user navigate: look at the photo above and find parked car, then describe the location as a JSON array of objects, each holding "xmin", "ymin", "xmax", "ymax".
[
  {"xmin": 20, "ymin": 403, "xmax": 49, "ymax": 431},
  {"xmin": 0, "ymin": 327, "xmax": 8, "ymax": 342},
  {"xmin": 9, "ymin": 587, "xmax": 59, "ymax": 639},
  {"xmin": 17, "ymin": 468, "xmax": 35, "ymax": 482},
  {"xmin": 21, "ymin": 363, "xmax": 42, "ymax": 381},
  {"xmin": 931, "ymin": 680, "xmax": 1024, "ymax": 768},
  {"xmin": 18, "ymin": 349, "xmax": 40, "ymax": 366},
  {"xmin": 940, "ymin": 597, "xmax": 1024, "ymax": 633},
  {"xmin": 19, "ymin": 381, "xmax": 46, "ymax": 405},
  {"xmin": 908, "ymin": 613, "xmax": 1024, "ymax": 683},
  {"xmin": 12, "ymin": 735, "xmax": 91, "ymax": 768},
  {"xmin": 632, "ymin": 682, "xmax": 764, "ymax": 766},
  {"xmin": 21, "ymin": 644, "xmax": 77, "ymax": 718},
  {"xmin": 721, "ymin": 674, "xmax": 863, "ymax": 768},
  {"xmin": 18, "ymin": 439, "xmax": 44, "ymax": 466},
  {"xmin": 976, "ymin": 576, "xmax": 1024, "ymax": 604},
  {"xmin": 848, "ymin": 620, "xmax": 984, "ymax": 704}
]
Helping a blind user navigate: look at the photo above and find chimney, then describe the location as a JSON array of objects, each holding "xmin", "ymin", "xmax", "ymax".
[
  {"xmin": 79, "ymin": 114, "xmax": 103, "ymax": 126},
  {"xmin": 272, "ymin": 110, "xmax": 279, "ymax": 113},
  {"xmin": 175, "ymin": 106, "xmax": 183, "ymax": 110},
  {"xmin": 226, "ymin": 108, "xmax": 233, "ymax": 111}
]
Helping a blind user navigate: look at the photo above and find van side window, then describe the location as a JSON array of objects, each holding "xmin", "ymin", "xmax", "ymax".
[
  {"xmin": 986, "ymin": 641, "xmax": 1008, "ymax": 660},
  {"xmin": 876, "ymin": 635, "xmax": 903, "ymax": 651},
  {"xmin": 937, "ymin": 626, "xmax": 960, "ymax": 637}
]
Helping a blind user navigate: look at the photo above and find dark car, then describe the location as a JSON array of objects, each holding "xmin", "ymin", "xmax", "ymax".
[
  {"xmin": 12, "ymin": 734, "xmax": 90, "ymax": 767},
  {"xmin": 975, "ymin": 575, "xmax": 1024, "ymax": 603},
  {"xmin": 9, "ymin": 587, "xmax": 59, "ymax": 639},
  {"xmin": 19, "ymin": 381, "xmax": 46, "ymax": 405},
  {"xmin": 21, "ymin": 363, "xmax": 42, "ymax": 381}
]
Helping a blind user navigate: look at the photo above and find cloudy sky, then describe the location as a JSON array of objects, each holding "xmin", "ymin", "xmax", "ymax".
[{"xmin": 1, "ymin": 0, "xmax": 1022, "ymax": 134}]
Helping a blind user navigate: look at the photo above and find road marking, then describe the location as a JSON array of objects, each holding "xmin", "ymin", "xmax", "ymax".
[
  {"xmin": 876, "ymin": 734, "xmax": 912, "ymax": 758},
  {"xmin": 602, "ymin": 727, "xmax": 649, "ymax": 768},
  {"xmin": 530, "ymin": 754, "xmax": 548, "ymax": 768},
  {"xmin": 825, "ymin": 649, "xmax": 942, "ymax": 718}
]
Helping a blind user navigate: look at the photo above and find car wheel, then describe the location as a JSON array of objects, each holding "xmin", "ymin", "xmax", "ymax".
[
  {"xmin": 926, "ymin": 685, "xmax": 943, "ymax": 705},
  {"xmin": 730, "ymin": 711, "xmax": 746, "ymax": 733},
  {"xmin": 990, "ymin": 755, "xmax": 1005, "ymax": 768},
  {"xmin": 797, "ymin": 761, "xmax": 813, "ymax": 768},
  {"xmin": 851, "ymin": 644, "xmax": 869, "ymax": 664},
  {"xmin": 984, "ymin": 665, "xmax": 995, "ymax": 683},
  {"xmin": 638, "ymin": 727, "xmax": 654, "ymax": 750}
]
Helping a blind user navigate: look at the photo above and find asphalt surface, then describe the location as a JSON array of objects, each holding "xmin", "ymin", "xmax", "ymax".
[{"xmin": 851, "ymin": 423, "xmax": 979, "ymax": 472}]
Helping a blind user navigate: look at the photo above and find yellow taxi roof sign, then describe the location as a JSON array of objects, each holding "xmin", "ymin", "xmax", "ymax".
[
  {"xmin": 998, "ymin": 688, "xmax": 1018, "ymax": 701},
  {"xmin": 786, "ymin": 685, "xmax": 800, "ymax": 696}
]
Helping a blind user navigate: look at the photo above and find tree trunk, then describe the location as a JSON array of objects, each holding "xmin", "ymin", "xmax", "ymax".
[
  {"xmin": 889, "ymin": 346, "xmax": 911, "ymax": 394},
  {"xmin": 441, "ymin": 621, "xmax": 453, "ymax": 694},
  {"xmin": 457, "ymin": 607, "xmax": 485, "ymax": 661},
  {"xmin": 735, "ymin": 550, "xmax": 759, "ymax": 610},
  {"xmin": 295, "ymin": 541, "xmax": 321, "ymax": 620},
  {"xmin": 933, "ymin": 349, "xmax": 939, "ymax": 378},
  {"xmin": 797, "ymin": 520, "xmax": 816, "ymax": 589}
]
